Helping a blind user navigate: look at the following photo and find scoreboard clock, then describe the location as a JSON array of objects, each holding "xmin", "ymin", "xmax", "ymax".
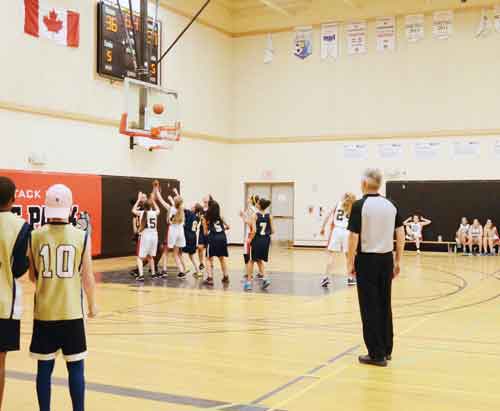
[{"xmin": 97, "ymin": 1, "xmax": 162, "ymax": 85}]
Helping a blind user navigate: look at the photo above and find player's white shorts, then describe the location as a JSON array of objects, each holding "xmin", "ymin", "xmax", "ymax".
[
  {"xmin": 167, "ymin": 224, "xmax": 186, "ymax": 248},
  {"xmin": 327, "ymin": 227, "xmax": 349, "ymax": 253},
  {"xmin": 407, "ymin": 232, "xmax": 422, "ymax": 241},
  {"xmin": 138, "ymin": 231, "xmax": 158, "ymax": 258}
]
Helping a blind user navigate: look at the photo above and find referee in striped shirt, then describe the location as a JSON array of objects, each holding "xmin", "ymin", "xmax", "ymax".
[{"xmin": 347, "ymin": 169, "xmax": 405, "ymax": 367}]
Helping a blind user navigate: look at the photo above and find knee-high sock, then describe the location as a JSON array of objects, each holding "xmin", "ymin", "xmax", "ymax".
[
  {"xmin": 37, "ymin": 360, "xmax": 55, "ymax": 411},
  {"xmin": 66, "ymin": 360, "xmax": 85, "ymax": 411}
]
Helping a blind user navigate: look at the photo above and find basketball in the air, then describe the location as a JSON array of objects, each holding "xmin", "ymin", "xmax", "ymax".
[{"xmin": 153, "ymin": 103, "xmax": 164, "ymax": 115}]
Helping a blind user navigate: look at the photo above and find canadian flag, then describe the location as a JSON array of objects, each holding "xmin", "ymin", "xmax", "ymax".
[{"xmin": 24, "ymin": 0, "xmax": 79, "ymax": 47}]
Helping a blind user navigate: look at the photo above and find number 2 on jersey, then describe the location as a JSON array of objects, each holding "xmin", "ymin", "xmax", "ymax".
[
  {"xmin": 40, "ymin": 244, "xmax": 76, "ymax": 278},
  {"xmin": 259, "ymin": 222, "xmax": 267, "ymax": 236}
]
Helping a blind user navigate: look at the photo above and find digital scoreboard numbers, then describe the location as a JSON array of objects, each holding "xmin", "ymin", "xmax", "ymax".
[{"xmin": 97, "ymin": 1, "xmax": 161, "ymax": 84}]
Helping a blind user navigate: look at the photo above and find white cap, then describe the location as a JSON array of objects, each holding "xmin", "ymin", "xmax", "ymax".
[{"xmin": 45, "ymin": 184, "xmax": 73, "ymax": 220}]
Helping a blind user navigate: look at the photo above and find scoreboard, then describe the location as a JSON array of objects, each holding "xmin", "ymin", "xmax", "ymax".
[{"xmin": 97, "ymin": 1, "xmax": 161, "ymax": 85}]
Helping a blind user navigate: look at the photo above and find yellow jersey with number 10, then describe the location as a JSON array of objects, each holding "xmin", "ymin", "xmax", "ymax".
[
  {"xmin": 0, "ymin": 212, "xmax": 26, "ymax": 320},
  {"xmin": 31, "ymin": 223, "xmax": 88, "ymax": 321}
]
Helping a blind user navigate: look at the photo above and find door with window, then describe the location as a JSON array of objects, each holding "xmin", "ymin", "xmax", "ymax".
[{"xmin": 244, "ymin": 183, "xmax": 294, "ymax": 246}]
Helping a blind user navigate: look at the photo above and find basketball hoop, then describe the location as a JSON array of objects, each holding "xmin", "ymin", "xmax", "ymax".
[{"xmin": 119, "ymin": 77, "xmax": 181, "ymax": 150}]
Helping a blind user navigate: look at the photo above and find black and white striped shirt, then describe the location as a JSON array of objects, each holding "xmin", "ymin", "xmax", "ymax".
[{"xmin": 348, "ymin": 194, "xmax": 403, "ymax": 254}]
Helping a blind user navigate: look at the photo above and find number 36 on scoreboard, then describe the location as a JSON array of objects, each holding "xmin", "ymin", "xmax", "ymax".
[{"xmin": 96, "ymin": 1, "xmax": 162, "ymax": 85}]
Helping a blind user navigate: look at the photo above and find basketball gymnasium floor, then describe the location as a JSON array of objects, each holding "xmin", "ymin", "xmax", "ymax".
[{"xmin": 5, "ymin": 247, "xmax": 500, "ymax": 411}]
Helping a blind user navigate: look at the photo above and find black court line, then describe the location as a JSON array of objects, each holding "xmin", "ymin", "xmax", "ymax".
[
  {"xmin": 250, "ymin": 344, "xmax": 360, "ymax": 405},
  {"xmin": 6, "ymin": 371, "xmax": 279, "ymax": 411}
]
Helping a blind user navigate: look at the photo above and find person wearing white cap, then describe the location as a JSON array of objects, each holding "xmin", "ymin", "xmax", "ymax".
[{"xmin": 28, "ymin": 184, "xmax": 98, "ymax": 411}]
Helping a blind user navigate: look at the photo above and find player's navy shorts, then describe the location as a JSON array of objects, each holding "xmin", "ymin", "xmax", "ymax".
[
  {"xmin": 0, "ymin": 319, "xmax": 20, "ymax": 352},
  {"xmin": 30, "ymin": 319, "xmax": 87, "ymax": 362}
]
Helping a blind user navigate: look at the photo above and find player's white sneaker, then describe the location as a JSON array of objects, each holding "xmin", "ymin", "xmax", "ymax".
[{"xmin": 321, "ymin": 277, "xmax": 330, "ymax": 288}]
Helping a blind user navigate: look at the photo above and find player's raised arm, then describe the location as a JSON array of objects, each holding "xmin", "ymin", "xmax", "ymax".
[
  {"xmin": 421, "ymin": 217, "xmax": 432, "ymax": 226},
  {"xmin": 154, "ymin": 187, "xmax": 171, "ymax": 210},
  {"xmin": 132, "ymin": 192, "xmax": 144, "ymax": 217},
  {"xmin": 81, "ymin": 237, "xmax": 98, "ymax": 318},
  {"xmin": 152, "ymin": 198, "xmax": 161, "ymax": 216}
]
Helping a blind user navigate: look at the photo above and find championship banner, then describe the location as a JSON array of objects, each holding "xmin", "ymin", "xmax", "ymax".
[
  {"xmin": 405, "ymin": 14, "xmax": 424, "ymax": 42},
  {"xmin": 452, "ymin": 141, "xmax": 481, "ymax": 158},
  {"xmin": 320, "ymin": 22, "xmax": 339, "ymax": 60},
  {"xmin": 414, "ymin": 142, "xmax": 441, "ymax": 160},
  {"xmin": 0, "ymin": 170, "xmax": 102, "ymax": 255},
  {"xmin": 344, "ymin": 143, "xmax": 368, "ymax": 159},
  {"xmin": 264, "ymin": 33, "xmax": 274, "ymax": 64},
  {"xmin": 376, "ymin": 17, "xmax": 396, "ymax": 52},
  {"xmin": 475, "ymin": 8, "xmax": 492, "ymax": 38},
  {"xmin": 433, "ymin": 10, "xmax": 453, "ymax": 40},
  {"xmin": 346, "ymin": 21, "xmax": 367, "ymax": 54},
  {"xmin": 494, "ymin": 5, "xmax": 500, "ymax": 33},
  {"xmin": 293, "ymin": 26, "xmax": 313, "ymax": 60}
]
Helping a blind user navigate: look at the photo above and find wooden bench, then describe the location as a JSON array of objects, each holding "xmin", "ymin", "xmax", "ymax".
[{"xmin": 400, "ymin": 240, "xmax": 456, "ymax": 253}]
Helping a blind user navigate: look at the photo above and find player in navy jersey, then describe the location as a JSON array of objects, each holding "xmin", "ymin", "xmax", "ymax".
[
  {"xmin": 202, "ymin": 199, "xmax": 230, "ymax": 286},
  {"xmin": 182, "ymin": 203, "xmax": 204, "ymax": 277},
  {"xmin": 197, "ymin": 195, "xmax": 213, "ymax": 274},
  {"xmin": 245, "ymin": 198, "xmax": 274, "ymax": 291}
]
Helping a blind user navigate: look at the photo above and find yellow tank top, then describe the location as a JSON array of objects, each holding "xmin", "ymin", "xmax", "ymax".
[
  {"xmin": 0, "ymin": 212, "xmax": 26, "ymax": 319},
  {"xmin": 31, "ymin": 223, "xmax": 87, "ymax": 321}
]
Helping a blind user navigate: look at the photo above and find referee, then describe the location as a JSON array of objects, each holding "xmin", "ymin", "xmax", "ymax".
[{"xmin": 347, "ymin": 169, "xmax": 405, "ymax": 367}]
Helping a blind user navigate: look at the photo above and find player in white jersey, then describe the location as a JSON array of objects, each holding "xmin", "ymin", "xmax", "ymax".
[
  {"xmin": 467, "ymin": 219, "xmax": 483, "ymax": 256},
  {"xmin": 240, "ymin": 195, "xmax": 261, "ymax": 277},
  {"xmin": 483, "ymin": 219, "xmax": 499, "ymax": 256},
  {"xmin": 132, "ymin": 193, "xmax": 160, "ymax": 281},
  {"xmin": 456, "ymin": 217, "xmax": 470, "ymax": 253},
  {"xmin": 320, "ymin": 193, "xmax": 357, "ymax": 287},
  {"xmin": 403, "ymin": 215, "xmax": 432, "ymax": 254}
]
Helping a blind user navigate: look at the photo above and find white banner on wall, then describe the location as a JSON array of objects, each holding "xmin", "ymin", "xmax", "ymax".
[
  {"xmin": 378, "ymin": 143, "xmax": 403, "ymax": 159},
  {"xmin": 405, "ymin": 14, "xmax": 425, "ymax": 42},
  {"xmin": 495, "ymin": 5, "xmax": 500, "ymax": 32},
  {"xmin": 414, "ymin": 142, "xmax": 441, "ymax": 160},
  {"xmin": 452, "ymin": 141, "xmax": 481, "ymax": 158},
  {"xmin": 344, "ymin": 143, "xmax": 368, "ymax": 159},
  {"xmin": 495, "ymin": 140, "xmax": 500, "ymax": 157},
  {"xmin": 376, "ymin": 17, "xmax": 396, "ymax": 51},
  {"xmin": 293, "ymin": 26, "xmax": 313, "ymax": 59},
  {"xmin": 346, "ymin": 21, "xmax": 367, "ymax": 54},
  {"xmin": 321, "ymin": 22, "xmax": 339, "ymax": 60},
  {"xmin": 264, "ymin": 33, "xmax": 274, "ymax": 64},
  {"xmin": 433, "ymin": 10, "xmax": 453, "ymax": 40}
]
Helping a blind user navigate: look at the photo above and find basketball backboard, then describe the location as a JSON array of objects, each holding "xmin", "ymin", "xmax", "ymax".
[{"xmin": 119, "ymin": 78, "xmax": 181, "ymax": 148}]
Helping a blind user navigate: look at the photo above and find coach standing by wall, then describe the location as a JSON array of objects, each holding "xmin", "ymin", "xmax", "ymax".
[{"xmin": 347, "ymin": 169, "xmax": 405, "ymax": 367}]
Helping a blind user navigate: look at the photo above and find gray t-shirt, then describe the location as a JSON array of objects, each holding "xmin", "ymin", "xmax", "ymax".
[{"xmin": 348, "ymin": 194, "xmax": 403, "ymax": 254}]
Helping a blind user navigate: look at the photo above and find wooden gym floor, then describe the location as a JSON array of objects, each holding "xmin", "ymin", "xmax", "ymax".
[{"xmin": 5, "ymin": 246, "xmax": 500, "ymax": 411}]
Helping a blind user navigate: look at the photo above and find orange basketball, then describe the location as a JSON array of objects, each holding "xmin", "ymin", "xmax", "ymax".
[{"xmin": 153, "ymin": 103, "xmax": 164, "ymax": 115}]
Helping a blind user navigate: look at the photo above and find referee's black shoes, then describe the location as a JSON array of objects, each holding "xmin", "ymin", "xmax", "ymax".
[{"xmin": 358, "ymin": 355, "xmax": 388, "ymax": 367}]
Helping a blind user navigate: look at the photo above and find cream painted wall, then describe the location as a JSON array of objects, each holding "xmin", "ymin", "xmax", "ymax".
[
  {"xmin": 232, "ymin": 9, "xmax": 500, "ymax": 139},
  {"xmin": 2, "ymin": 2, "xmax": 499, "ymax": 247},
  {"xmin": 225, "ymin": 136, "xmax": 500, "ymax": 245},
  {"xmin": 0, "ymin": 0, "xmax": 232, "ymax": 208}
]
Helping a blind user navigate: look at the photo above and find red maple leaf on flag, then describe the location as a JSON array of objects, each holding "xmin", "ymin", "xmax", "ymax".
[{"xmin": 43, "ymin": 9, "xmax": 63, "ymax": 33}]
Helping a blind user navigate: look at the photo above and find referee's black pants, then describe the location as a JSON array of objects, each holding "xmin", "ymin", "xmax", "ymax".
[{"xmin": 355, "ymin": 252, "xmax": 394, "ymax": 360}]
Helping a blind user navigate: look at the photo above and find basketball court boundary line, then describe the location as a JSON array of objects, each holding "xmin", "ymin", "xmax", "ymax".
[
  {"xmin": 5, "ymin": 370, "xmax": 277, "ymax": 411},
  {"xmin": 250, "ymin": 344, "xmax": 360, "ymax": 405}
]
